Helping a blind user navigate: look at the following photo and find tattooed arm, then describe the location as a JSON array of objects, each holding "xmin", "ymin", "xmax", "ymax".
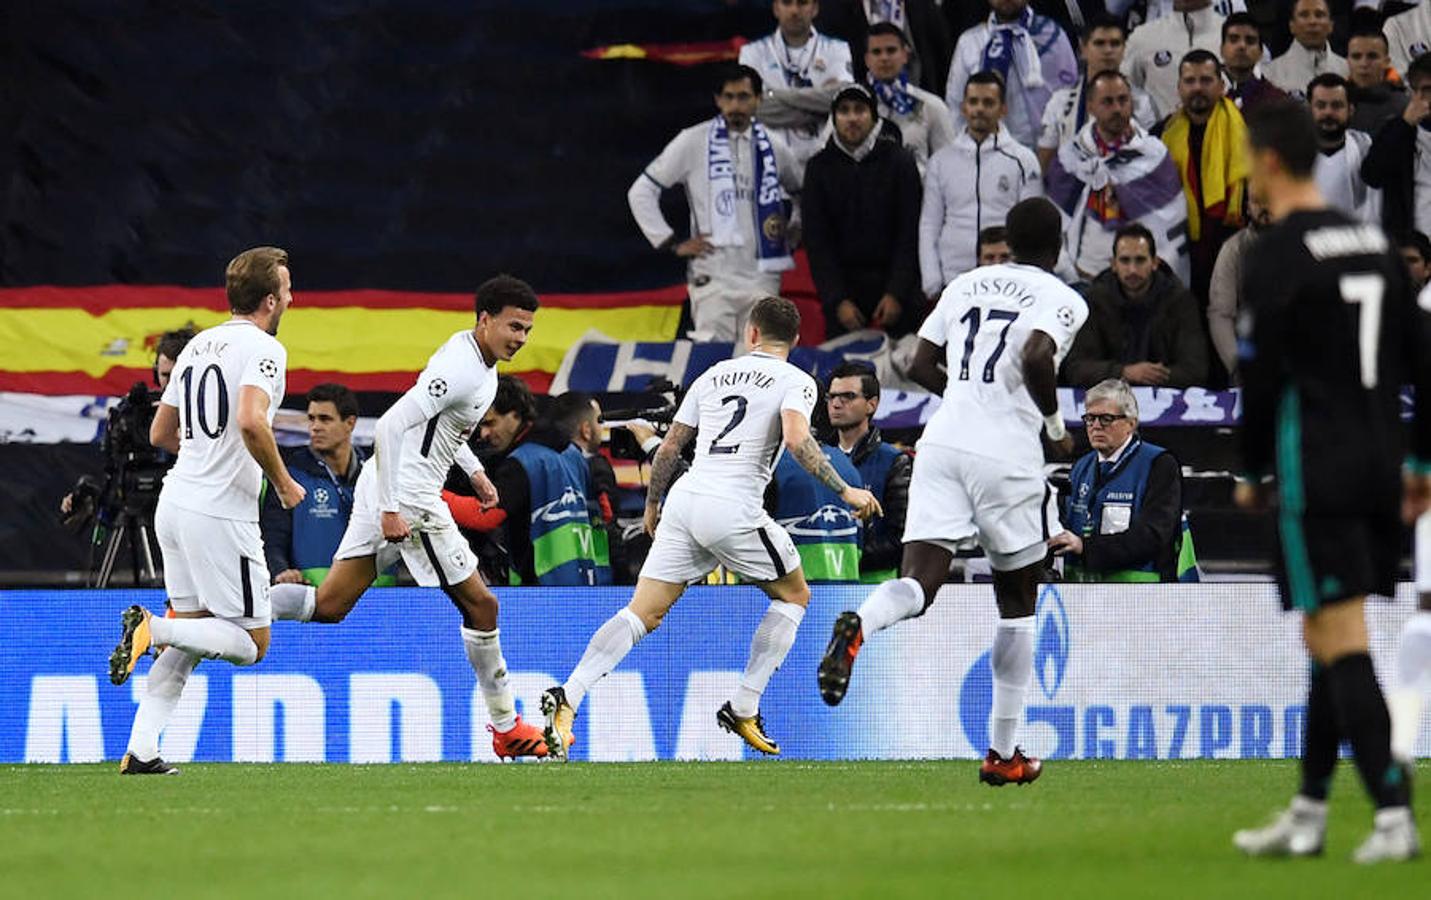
[
  {"xmin": 781, "ymin": 410, "xmax": 883, "ymax": 520},
  {"xmin": 643, "ymin": 422, "xmax": 696, "ymax": 535}
]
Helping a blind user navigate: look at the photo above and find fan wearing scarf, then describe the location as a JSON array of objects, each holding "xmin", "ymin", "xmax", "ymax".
[
  {"xmin": 945, "ymin": 0, "xmax": 1078, "ymax": 150},
  {"xmin": 1157, "ymin": 49, "xmax": 1248, "ymax": 305},
  {"xmin": 1046, "ymin": 70, "xmax": 1190, "ymax": 284},
  {"xmin": 627, "ymin": 64, "xmax": 803, "ymax": 343},
  {"xmin": 1036, "ymin": 13, "xmax": 1157, "ymax": 173},
  {"xmin": 740, "ymin": 0, "xmax": 853, "ymax": 166},
  {"xmin": 858, "ymin": 21, "xmax": 955, "ymax": 176}
]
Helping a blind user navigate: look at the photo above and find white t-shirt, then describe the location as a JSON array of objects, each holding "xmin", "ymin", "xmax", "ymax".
[
  {"xmin": 917, "ymin": 262, "xmax": 1088, "ymax": 470},
  {"xmin": 669, "ymin": 351, "xmax": 818, "ymax": 517},
  {"xmin": 386, "ymin": 330, "xmax": 498, "ymax": 513},
  {"xmin": 159, "ymin": 319, "xmax": 287, "ymax": 522}
]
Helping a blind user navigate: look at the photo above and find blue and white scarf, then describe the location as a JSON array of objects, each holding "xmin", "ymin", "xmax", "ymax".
[
  {"xmin": 869, "ymin": 71, "xmax": 915, "ymax": 116},
  {"xmin": 980, "ymin": 9, "xmax": 1049, "ymax": 90},
  {"xmin": 707, "ymin": 117, "xmax": 793, "ymax": 273}
]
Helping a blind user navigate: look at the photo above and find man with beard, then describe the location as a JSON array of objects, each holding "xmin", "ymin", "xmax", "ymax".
[{"xmin": 1309, "ymin": 73, "xmax": 1381, "ymax": 225}]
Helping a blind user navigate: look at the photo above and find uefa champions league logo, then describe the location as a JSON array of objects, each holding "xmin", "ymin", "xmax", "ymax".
[{"xmin": 957, "ymin": 585, "xmax": 1070, "ymax": 752}]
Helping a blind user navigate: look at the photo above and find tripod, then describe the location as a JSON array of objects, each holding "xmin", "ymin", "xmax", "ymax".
[{"xmin": 90, "ymin": 506, "xmax": 159, "ymax": 589}]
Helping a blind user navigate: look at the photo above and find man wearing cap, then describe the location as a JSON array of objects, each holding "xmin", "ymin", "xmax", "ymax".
[{"xmin": 803, "ymin": 83, "xmax": 924, "ymax": 338}]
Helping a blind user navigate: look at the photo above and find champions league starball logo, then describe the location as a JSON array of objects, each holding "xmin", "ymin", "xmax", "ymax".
[
  {"xmin": 958, "ymin": 586, "xmax": 1070, "ymax": 753},
  {"xmin": 258, "ymin": 358, "xmax": 279, "ymax": 379}
]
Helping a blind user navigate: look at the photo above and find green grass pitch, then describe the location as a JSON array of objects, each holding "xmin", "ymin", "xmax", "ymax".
[{"xmin": 1, "ymin": 760, "xmax": 1425, "ymax": 898}]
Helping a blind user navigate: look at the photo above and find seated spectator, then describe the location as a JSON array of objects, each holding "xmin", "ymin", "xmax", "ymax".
[
  {"xmin": 740, "ymin": 0, "xmax": 854, "ymax": 165},
  {"xmin": 1062, "ymin": 224, "xmax": 1209, "ymax": 388},
  {"xmin": 261, "ymin": 383, "xmax": 392, "ymax": 587},
  {"xmin": 1361, "ymin": 53, "xmax": 1431, "ymax": 241},
  {"xmin": 445, "ymin": 376, "xmax": 609, "ymax": 587},
  {"xmin": 945, "ymin": 0, "xmax": 1078, "ymax": 150},
  {"xmin": 819, "ymin": 0, "xmax": 954, "ymax": 94},
  {"xmin": 1220, "ymin": 13, "xmax": 1289, "ymax": 116},
  {"xmin": 1207, "ymin": 193, "xmax": 1271, "ymax": 383},
  {"xmin": 804, "ymin": 84, "xmax": 923, "ymax": 338},
  {"xmin": 1263, "ymin": 0, "xmax": 1347, "ymax": 99},
  {"xmin": 1158, "ymin": 49, "xmax": 1248, "ymax": 304},
  {"xmin": 1309, "ymin": 73, "xmax": 1381, "ymax": 224},
  {"xmin": 919, "ymin": 71, "xmax": 1043, "ymax": 300},
  {"xmin": 1347, "ymin": 25, "xmax": 1409, "ymax": 135},
  {"xmin": 627, "ymin": 65, "xmax": 804, "ymax": 343},
  {"xmin": 825, "ymin": 361, "xmax": 911, "ymax": 583},
  {"xmin": 1123, "ymin": 0, "xmax": 1226, "ymax": 122},
  {"xmin": 1048, "ymin": 378, "xmax": 1198, "ymax": 582},
  {"xmin": 1037, "ymin": 14, "xmax": 1157, "ymax": 171},
  {"xmin": 767, "ymin": 444, "xmax": 864, "ymax": 582},
  {"xmin": 1386, "ymin": 2, "xmax": 1431, "ymax": 76},
  {"xmin": 1047, "ymin": 70, "xmax": 1190, "ymax": 282},
  {"xmin": 550, "ymin": 391, "xmax": 627, "ymax": 584},
  {"xmin": 861, "ymin": 22, "xmax": 957, "ymax": 175},
  {"xmin": 1402, "ymin": 230, "xmax": 1431, "ymax": 290},
  {"xmin": 977, "ymin": 225, "xmax": 1013, "ymax": 265}
]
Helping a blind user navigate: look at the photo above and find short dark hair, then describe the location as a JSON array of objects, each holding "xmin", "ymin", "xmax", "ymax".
[
  {"xmin": 1083, "ymin": 13, "xmax": 1126, "ymax": 40},
  {"xmin": 1306, "ymin": 72, "xmax": 1349, "ymax": 100},
  {"xmin": 475, "ymin": 274, "xmax": 539, "ymax": 318},
  {"xmin": 1407, "ymin": 52, "xmax": 1431, "ymax": 89},
  {"xmin": 1179, "ymin": 49, "xmax": 1222, "ymax": 76},
  {"xmin": 490, "ymin": 374, "xmax": 536, "ymax": 422},
  {"xmin": 1347, "ymin": 25, "xmax": 1389, "ymax": 50},
  {"xmin": 867, "ymin": 21, "xmax": 907, "ymax": 45},
  {"xmin": 716, "ymin": 63, "xmax": 762, "ymax": 96},
  {"xmin": 749, "ymin": 295, "xmax": 801, "ymax": 345},
  {"xmin": 829, "ymin": 361, "xmax": 879, "ymax": 399},
  {"xmin": 307, "ymin": 382, "xmax": 359, "ymax": 420},
  {"xmin": 966, "ymin": 70, "xmax": 1006, "ymax": 103},
  {"xmin": 977, "ymin": 226, "xmax": 1009, "ymax": 251},
  {"xmin": 1005, "ymin": 197, "xmax": 1064, "ymax": 264},
  {"xmin": 1087, "ymin": 68, "xmax": 1130, "ymax": 97},
  {"xmin": 1401, "ymin": 230, "xmax": 1431, "ymax": 263},
  {"xmin": 1221, "ymin": 11, "xmax": 1261, "ymax": 43},
  {"xmin": 1246, "ymin": 99, "xmax": 1319, "ymax": 178},
  {"xmin": 1114, "ymin": 223, "xmax": 1156, "ymax": 256},
  {"xmin": 155, "ymin": 326, "xmax": 195, "ymax": 363},
  {"xmin": 548, "ymin": 391, "xmax": 597, "ymax": 441},
  {"xmin": 226, "ymin": 246, "xmax": 289, "ymax": 315}
]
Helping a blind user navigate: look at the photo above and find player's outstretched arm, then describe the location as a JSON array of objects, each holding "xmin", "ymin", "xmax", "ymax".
[
  {"xmin": 782, "ymin": 409, "xmax": 883, "ymax": 521},
  {"xmin": 1022, "ymin": 331, "xmax": 1073, "ymax": 456},
  {"xmin": 908, "ymin": 338, "xmax": 947, "ymax": 396},
  {"xmin": 237, "ymin": 386, "xmax": 305, "ymax": 510},
  {"xmin": 149, "ymin": 402, "xmax": 180, "ymax": 454}
]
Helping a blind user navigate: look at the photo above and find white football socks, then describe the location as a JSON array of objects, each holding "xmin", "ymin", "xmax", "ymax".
[
  {"xmin": 461, "ymin": 627, "xmax": 517, "ymax": 732},
  {"xmin": 856, "ymin": 577, "xmax": 925, "ymax": 637},
  {"xmin": 563, "ymin": 607, "xmax": 647, "ymax": 712},
  {"xmin": 731, "ymin": 600, "xmax": 805, "ymax": 718},
  {"xmin": 125, "ymin": 647, "xmax": 199, "ymax": 761},
  {"xmin": 147, "ymin": 616, "xmax": 258, "ymax": 665},
  {"xmin": 1390, "ymin": 611, "xmax": 1431, "ymax": 762},
  {"xmin": 990, "ymin": 616, "xmax": 1036, "ymax": 759},
  {"xmin": 268, "ymin": 583, "xmax": 315, "ymax": 622}
]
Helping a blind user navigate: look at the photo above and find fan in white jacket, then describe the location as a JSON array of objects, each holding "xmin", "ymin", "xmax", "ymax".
[
  {"xmin": 919, "ymin": 78, "xmax": 1042, "ymax": 298},
  {"xmin": 1122, "ymin": 0, "xmax": 1225, "ymax": 120},
  {"xmin": 1387, "ymin": 2, "xmax": 1431, "ymax": 76}
]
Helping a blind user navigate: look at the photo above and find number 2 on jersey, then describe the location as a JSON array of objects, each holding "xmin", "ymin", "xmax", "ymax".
[
  {"xmin": 957, "ymin": 307, "xmax": 1020, "ymax": 383},
  {"xmin": 1339, "ymin": 274, "xmax": 1384, "ymax": 389},
  {"xmin": 180, "ymin": 363, "xmax": 229, "ymax": 439},
  {"xmin": 708, "ymin": 394, "xmax": 747, "ymax": 455}
]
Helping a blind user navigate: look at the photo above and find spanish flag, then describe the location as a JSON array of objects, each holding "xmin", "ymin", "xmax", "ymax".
[{"xmin": 0, "ymin": 285, "xmax": 684, "ymax": 395}]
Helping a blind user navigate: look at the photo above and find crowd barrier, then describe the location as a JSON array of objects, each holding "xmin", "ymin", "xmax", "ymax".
[{"xmin": 4, "ymin": 584, "xmax": 1427, "ymax": 763}]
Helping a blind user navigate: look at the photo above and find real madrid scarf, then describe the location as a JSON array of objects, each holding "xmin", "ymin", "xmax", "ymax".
[
  {"xmin": 980, "ymin": 9, "xmax": 1054, "ymax": 91},
  {"xmin": 1161, "ymin": 97, "xmax": 1249, "ymax": 241},
  {"xmin": 869, "ymin": 71, "xmax": 915, "ymax": 116},
  {"xmin": 707, "ymin": 116, "xmax": 793, "ymax": 273}
]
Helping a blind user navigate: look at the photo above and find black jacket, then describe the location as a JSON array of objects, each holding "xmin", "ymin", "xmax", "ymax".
[
  {"xmin": 803, "ymin": 121, "xmax": 923, "ymax": 336},
  {"xmin": 846, "ymin": 426, "xmax": 911, "ymax": 576},
  {"xmin": 1361, "ymin": 115, "xmax": 1423, "ymax": 240},
  {"xmin": 1349, "ymin": 81, "xmax": 1408, "ymax": 137},
  {"xmin": 1062, "ymin": 268, "xmax": 1209, "ymax": 388}
]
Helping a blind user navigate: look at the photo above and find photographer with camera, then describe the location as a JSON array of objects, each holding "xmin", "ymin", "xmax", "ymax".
[{"xmin": 62, "ymin": 326, "xmax": 194, "ymax": 586}]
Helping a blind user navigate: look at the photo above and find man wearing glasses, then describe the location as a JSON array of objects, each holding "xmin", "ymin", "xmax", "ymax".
[{"xmin": 1047, "ymin": 378, "xmax": 1195, "ymax": 582}]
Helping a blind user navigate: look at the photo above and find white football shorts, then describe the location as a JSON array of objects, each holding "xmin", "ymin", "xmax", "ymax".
[
  {"xmin": 334, "ymin": 470, "xmax": 478, "ymax": 589},
  {"xmin": 155, "ymin": 495, "xmax": 271, "ymax": 629},
  {"xmin": 641, "ymin": 487, "xmax": 801, "ymax": 584}
]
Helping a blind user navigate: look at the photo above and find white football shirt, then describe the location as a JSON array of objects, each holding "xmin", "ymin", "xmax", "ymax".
[
  {"xmin": 918, "ymin": 262, "xmax": 1088, "ymax": 470},
  {"xmin": 159, "ymin": 319, "xmax": 287, "ymax": 521},
  {"xmin": 669, "ymin": 351, "xmax": 818, "ymax": 517},
  {"xmin": 391, "ymin": 330, "xmax": 498, "ymax": 512}
]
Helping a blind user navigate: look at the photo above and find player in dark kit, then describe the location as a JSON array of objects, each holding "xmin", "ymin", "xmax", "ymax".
[{"xmin": 1232, "ymin": 100, "xmax": 1431, "ymax": 864}]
